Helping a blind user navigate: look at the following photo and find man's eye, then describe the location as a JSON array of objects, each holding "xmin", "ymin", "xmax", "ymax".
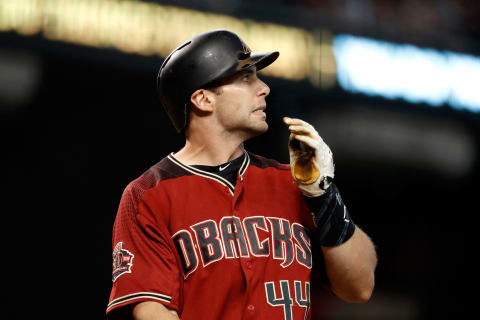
[{"xmin": 243, "ymin": 75, "xmax": 249, "ymax": 81}]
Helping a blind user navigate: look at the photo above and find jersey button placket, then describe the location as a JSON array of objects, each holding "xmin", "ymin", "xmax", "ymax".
[{"xmin": 247, "ymin": 304, "xmax": 255, "ymax": 312}]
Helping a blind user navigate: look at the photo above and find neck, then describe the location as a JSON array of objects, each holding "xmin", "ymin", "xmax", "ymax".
[{"xmin": 174, "ymin": 130, "xmax": 246, "ymax": 166}]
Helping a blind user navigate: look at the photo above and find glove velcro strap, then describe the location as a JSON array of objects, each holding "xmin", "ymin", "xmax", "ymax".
[{"xmin": 304, "ymin": 183, "xmax": 355, "ymax": 247}]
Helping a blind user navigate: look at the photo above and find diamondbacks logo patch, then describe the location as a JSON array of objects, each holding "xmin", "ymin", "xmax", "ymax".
[{"xmin": 112, "ymin": 242, "xmax": 134, "ymax": 282}]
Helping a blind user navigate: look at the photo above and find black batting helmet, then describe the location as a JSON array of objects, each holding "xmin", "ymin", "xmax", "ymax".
[{"xmin": 157, "ymin": 29, "xmax": 279, "ymax": 133}]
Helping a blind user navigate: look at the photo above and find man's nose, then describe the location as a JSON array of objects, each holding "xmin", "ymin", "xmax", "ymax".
[{"xmin": 257, "ymin": 78, "xmax": 270, "ymax": 97}]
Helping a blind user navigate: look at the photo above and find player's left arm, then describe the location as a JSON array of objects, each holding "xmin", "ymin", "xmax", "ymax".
[
  {"xmin": 322, "ymin": 226, "xmax": 377, "ymax": 302},
  {"xmin": 284, "ymin": 117, "xmax": 377, "ymax": 302}
]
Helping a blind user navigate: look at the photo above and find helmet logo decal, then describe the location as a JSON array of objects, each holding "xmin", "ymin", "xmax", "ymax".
[{"xmin": 241, "ymin": 40, "xmax": 251, "ymax": 55}]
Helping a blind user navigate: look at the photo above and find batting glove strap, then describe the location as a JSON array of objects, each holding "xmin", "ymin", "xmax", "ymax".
[{"xmin": 304, "ymin": 183, "xmax": 355, "ymax": 247}]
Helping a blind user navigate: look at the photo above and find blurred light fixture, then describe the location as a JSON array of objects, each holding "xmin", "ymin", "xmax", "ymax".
[
  {"xmin": 0, "ymin": 48, "xmax": 41, "ymax": 110},
  {"xmin": 0, "ymin": 0, "xmax": 335, "ymax": 85},
  {"xmin": 333, "ymin": 34, "xmax": 480, "ymax": 113},
  {"xmin": 309, "ymin": 107, "xmax": 476, "ymax": 178}
]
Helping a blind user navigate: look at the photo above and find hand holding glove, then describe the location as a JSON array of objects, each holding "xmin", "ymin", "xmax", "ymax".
[{"xmin": 283, "ymin": 117, "xmax": 334, "ymax": 197}]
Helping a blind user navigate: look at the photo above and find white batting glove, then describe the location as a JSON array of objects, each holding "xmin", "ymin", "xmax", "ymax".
[{"xmin": 283, "ymin": 117, "xmax": 334, "ymax": 197}]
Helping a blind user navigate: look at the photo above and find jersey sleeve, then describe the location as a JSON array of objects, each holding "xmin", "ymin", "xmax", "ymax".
[{"xmin": 106, "ymin": 181, "xmax": 182, "ymax": 316}]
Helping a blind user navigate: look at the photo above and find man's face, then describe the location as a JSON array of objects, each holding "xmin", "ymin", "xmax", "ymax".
[{"xmin": 212, "ymin": 69, "xmax": 271, "ymax": 139}]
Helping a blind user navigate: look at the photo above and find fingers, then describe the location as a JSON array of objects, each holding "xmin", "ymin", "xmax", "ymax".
[
  {"xmin": 287, "ymin": 125, "xmax": 312, "ymax": 135},
  {"xmin": 292, "ymin": 134, "xmax": 318, "ymax": 149},
  {"xmin": 288, "ymin": 132, "xmax": 295, "ymax": 142},
  {"xmin": 284, "ymin": 116, "xmax": 317, "ymax": 133},
  {"xmin": 283, "ymin": 116, "xmax": 322, "ymax": 147},
  {"xmin": 289, "ymin": 133, "xmax": 317, "ymax": 153},
  {"xmin": 283, "ymin": 117, "xmax": 312, "ymax": 128}
]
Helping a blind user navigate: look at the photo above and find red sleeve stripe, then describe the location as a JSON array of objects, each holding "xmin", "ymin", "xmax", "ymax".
[{"xmin": 106, "ymin": 292, "xmax": 172, "ymax": 312}]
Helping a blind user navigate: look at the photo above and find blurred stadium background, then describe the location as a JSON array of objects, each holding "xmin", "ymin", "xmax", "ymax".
[{"xmin": 1, "ymin": 0, "xmax": 478, "ymax": 319}]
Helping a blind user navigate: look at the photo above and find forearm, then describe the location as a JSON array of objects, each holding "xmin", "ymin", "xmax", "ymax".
[
  {"xmin": 322, "ymin": 226, "xmax": 377, "ymax": 302},
  {"xmin": 283, "ymin": 118, "xmax": 377, "ymax": 301},
  {"xmin": 132, "ymin": 301, "xmax": 180, "ymax": 320}
]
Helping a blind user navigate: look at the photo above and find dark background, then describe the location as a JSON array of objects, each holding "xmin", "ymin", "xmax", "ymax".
[{"xmin": 1, "ymin": 1, "xmax": 479, "ymax": 319}]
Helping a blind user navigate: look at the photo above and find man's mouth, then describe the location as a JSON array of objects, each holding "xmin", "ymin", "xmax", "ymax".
[{"xmin": 253, "ymin": 105, "xmax": 266, "ymax": 114}]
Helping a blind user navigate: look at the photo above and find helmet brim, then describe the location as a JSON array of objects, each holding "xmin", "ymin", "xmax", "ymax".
[
  {"xmin": 237, "ymin": 51, "xmax": 279, "ymax": 73},
  {"xmin": 252, "ymin": 51, "xmax": 280, "ymax": 71}
]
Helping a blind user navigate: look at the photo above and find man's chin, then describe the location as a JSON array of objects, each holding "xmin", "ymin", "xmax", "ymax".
[
  {"xmin": 260, "ymin": 122, "xmax": 269, "ymax": 133},
  {"xmin": 255, "ymin": 117, "xmax": 269, "ymax": 130},
  {"xmin": 247, "ymin": 121, "xmax": 269, "ymax": 137}
]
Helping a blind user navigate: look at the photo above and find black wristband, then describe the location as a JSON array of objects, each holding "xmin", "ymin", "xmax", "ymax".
[{"xmin": 304, "ymin": 183, "xmax": 355, "ymax": 247}]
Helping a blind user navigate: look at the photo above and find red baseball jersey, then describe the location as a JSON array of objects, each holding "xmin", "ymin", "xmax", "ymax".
[{"xmin": 107, "ymin": 151, "xmax": 319, "ymax": 320}]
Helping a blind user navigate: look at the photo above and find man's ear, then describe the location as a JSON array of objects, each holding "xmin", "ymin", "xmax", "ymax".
[{"xmin": 190, "ymin": 89, "xmax": 215, "ymax": 112}]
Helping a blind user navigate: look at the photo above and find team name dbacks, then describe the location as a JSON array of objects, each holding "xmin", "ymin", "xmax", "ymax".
[{"xmin": 172, "ymin": 216, "xmax": 312, "ymax": 278}]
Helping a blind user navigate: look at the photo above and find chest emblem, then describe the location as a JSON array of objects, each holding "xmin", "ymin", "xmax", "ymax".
[{"xmin": 172, "ymin": 216, "xmax": 312, "ymax": 279}]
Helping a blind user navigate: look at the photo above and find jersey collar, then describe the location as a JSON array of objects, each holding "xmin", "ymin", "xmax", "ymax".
[{"xmin": 167, "ymin": 151, "xmax": 250, "ymax": 195}]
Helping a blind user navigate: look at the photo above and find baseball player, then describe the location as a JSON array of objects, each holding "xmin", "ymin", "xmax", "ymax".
[{"xmin": 106, "ymin": 30, "xmax": 377, "ymax": 320}]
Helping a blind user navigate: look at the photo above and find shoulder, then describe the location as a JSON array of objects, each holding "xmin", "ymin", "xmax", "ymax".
[
  {"xmin": 247, "ymin": 151, "xmax": 290, "ymax": 171},
  {"xmin": 123, "ymin": 154, "xmax": 188, "ymax": 200}
]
